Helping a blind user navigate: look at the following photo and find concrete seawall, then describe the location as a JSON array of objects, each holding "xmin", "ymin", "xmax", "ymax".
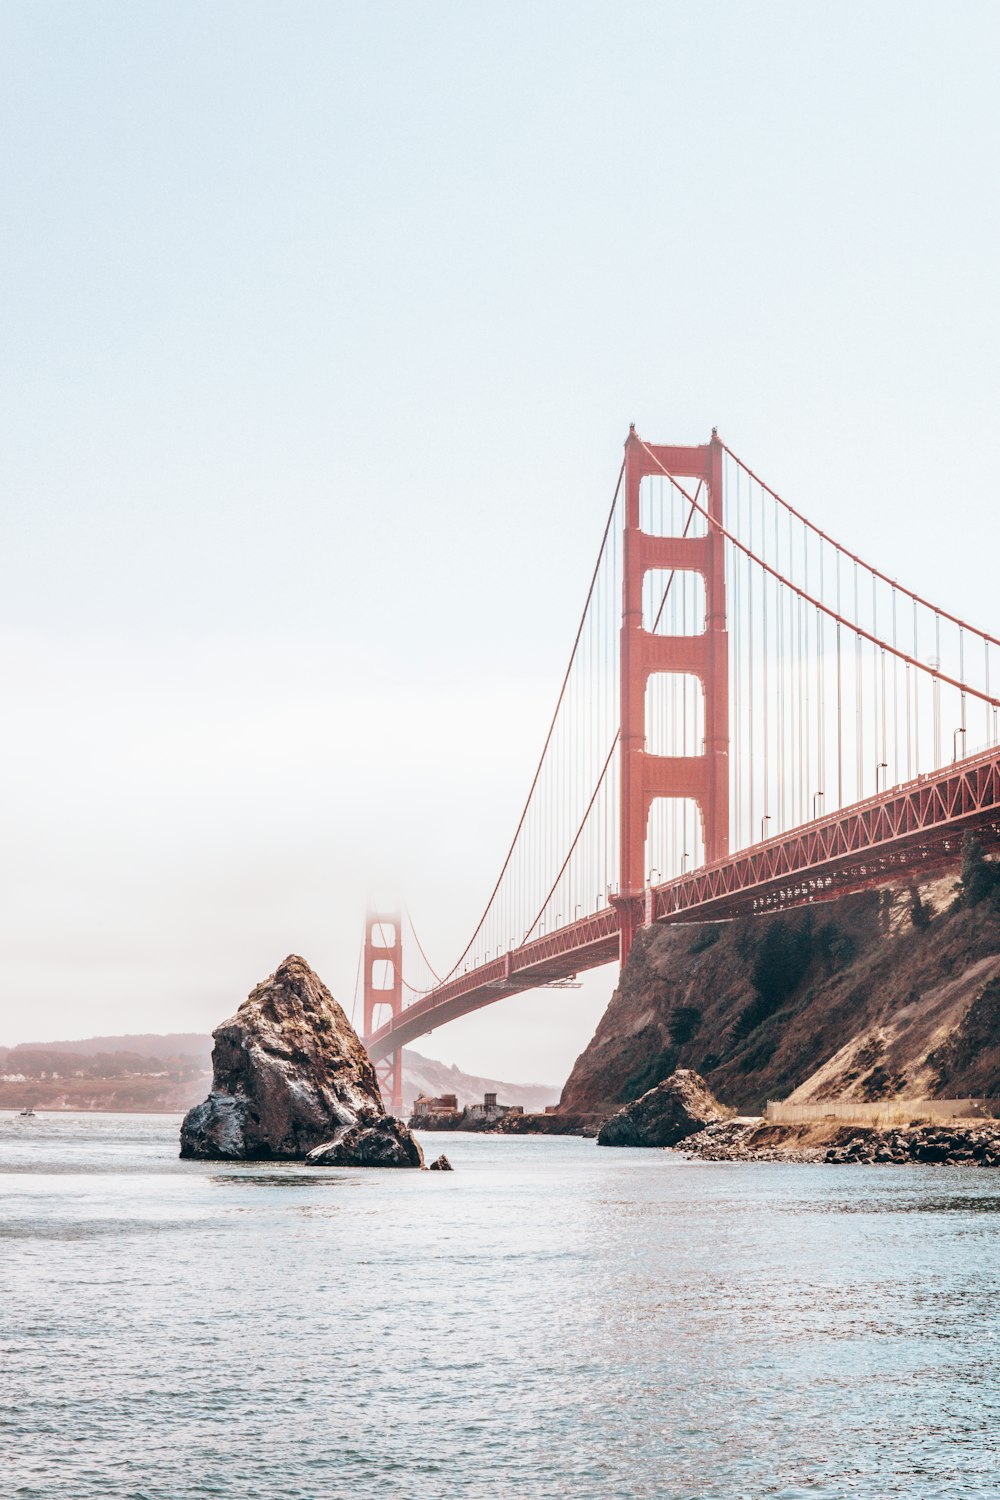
[{"xmin": 765, "ymin": 1098, "xmax": 994, "ymax": 1126}]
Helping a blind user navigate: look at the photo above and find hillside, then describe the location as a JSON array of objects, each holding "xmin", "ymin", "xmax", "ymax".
[
  {"xmin": 0, "ymin": 1031, "xmax": 556, "ymax": 1116},
  {"xmin": 560, "ymin": 859, "xmax": 1000, "ymax": 1117},
  {"xmin": 0, "ymin": 1033, "xmax": 212, "ymax": 1062}
]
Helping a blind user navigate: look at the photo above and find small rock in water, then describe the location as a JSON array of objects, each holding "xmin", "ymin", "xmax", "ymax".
[
  {"xmin": 597, "ymin": 1069, "xmax": 726, "ymax": 1148},
  {"xmin": 428, "ymin": 1154, "xmax": 454, "ymax": 1171},
  {"xmin": 307, "ymin": 1115, "xmax": 424, "ymax": 1169}
]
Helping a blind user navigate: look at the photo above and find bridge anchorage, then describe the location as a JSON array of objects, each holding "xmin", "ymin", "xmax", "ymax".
[{"xmin": 363, "ymin": 427, "xmax": 1000, "ymax": 1108}]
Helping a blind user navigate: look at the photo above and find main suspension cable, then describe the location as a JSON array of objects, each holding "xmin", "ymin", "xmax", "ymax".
[
  {"xmin": 406, "ymin": 905, "xmax": 442, "ymax": 984},
  {"xmin": 722, "ymin": 442, "xmax": 1000, "ymax": 650},
  {"xmin": 522, "ymin": 474, "xmax": 707, "ymax": 940},
  {"xmin": 638, "ymin": 439, "xmax": 1000, "ymax": 710}
]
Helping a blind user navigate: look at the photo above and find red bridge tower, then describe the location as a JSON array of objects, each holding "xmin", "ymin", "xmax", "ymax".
[
  {"xmin": 618, "ymin": 427, "xmax": 729, "ymax": 961},
  {"xmin": 363, "ymin": 910, "xmax": 404, "ymax": 1114}
]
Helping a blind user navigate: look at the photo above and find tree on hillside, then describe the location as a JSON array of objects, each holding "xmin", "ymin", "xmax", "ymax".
[
  {"xmin": 909, "ymin": 884, "xmax": 932, "ymax": 929},
  {"xmin": 734, "ymin": 914, "xmax": 816, "ymax": 1039},
  {"xmin": 751, "ymin": 913, "xmax": 815, "ymax": 1008},
  {"xmin": 959, "ymin": 833, "xmax": 1000, "ymax": 908}
]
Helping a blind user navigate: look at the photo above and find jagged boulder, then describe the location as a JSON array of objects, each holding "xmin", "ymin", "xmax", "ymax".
[
  {"xmin": 428, "ymin": 1153, "xmax": 453, "ymax": 1171},
  {"xmin": 179, "ymin": 954, "xmax": 418, "ymax": 1165},
  {"xmin": 597, "ymin": 1068, "xmax": 726, "ymax": 1147},
  {"xmin": 306, "ymin": 1113, "xmax": 424, "ymax": 1168}
]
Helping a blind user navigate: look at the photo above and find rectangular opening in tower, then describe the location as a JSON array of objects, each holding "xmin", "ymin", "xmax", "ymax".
[
  {"xmin": 370, "ymin": 958, "xmax": 396, "ymax": 991},
  {"xmin": 645, "ymin": 673, "xmax": 705, "ymax": 758},
  {"xmin": 646, "ymin": 797, "xmax": 706, "ymax": 883},
  {"xmin": 639, "ymin": 475, "xmax": 709, "ymax": 538},
  {"xmin": 643, "ymin": 569, "xmax": 706, "ymax": 636}
]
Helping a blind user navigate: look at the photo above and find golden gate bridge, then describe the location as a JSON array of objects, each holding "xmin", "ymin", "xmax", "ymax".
[{"xmin": 360, "ymin": 428, "xmax": 1000, "ymax": 1111}]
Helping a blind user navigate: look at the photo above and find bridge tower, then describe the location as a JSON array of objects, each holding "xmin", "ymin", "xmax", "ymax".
[
  {"xmin": 618, "ymin": 427, "xmax": 729, "ymax": 961},
  {"xmin": 363, "ymin": 910, "xmax": 404, "ymax": 1115}
]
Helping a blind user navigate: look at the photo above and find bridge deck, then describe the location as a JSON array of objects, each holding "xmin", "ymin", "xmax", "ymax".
[{"xmin": 366, "ymin": 746, "xmax": 1000, "ymax": 1061}]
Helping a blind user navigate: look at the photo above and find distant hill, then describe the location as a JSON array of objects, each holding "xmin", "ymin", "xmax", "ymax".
[
  {"xmin": 0, "ymin": 1031, "xmax": 557, "ymax": 1115},
  {"xmin": 0, "ymin": 1033, "xmax": 215, "ymax": 1113},
  {"xmin": 0, "ymin": 1033, "xmax": 213, "ymax": 1063}
]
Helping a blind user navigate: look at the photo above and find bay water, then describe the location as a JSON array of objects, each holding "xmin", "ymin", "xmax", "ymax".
[{"xmin": 2, "ymin": 1113, "xmax": 998, "ymax": 1499}]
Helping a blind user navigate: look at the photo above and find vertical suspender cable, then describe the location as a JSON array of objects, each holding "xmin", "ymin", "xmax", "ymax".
[
  {"xmin": 836, "ymin": 550, "xmax": 843, "ymax": 809},
  {"xmin": 803, "ymin": 519, "xmax": 810, "ymax": 822},
  {"xmin": 748, "ymin": 471, "xmax": 755, "ymax": 840},
  {"xmin": 892, "ymin": 589, "xmax": 899, "ymax": 786},
  {"xmin": 934, "ymin": 611, "xmax": 942, "ymax": 766},
  {"xmin": 777, "ymin": 581, "xmax": 785, "ymax": 831},
  {"xmin": 817, "ymin": 535, "xmax": 825, "ymax": 812},
  {"xmin": 761, "ymin": 482, "xmax": 770, "ymax": 832},
  {"xmin": 917, "ymin": 603, "xmax": 923, "ymax": 780},
  {"xmin": 856, "ymin": 631, "xmax": 863, "ymax": 797}
]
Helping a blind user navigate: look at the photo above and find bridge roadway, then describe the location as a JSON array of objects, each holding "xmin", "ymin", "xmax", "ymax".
[{"xmin": 366, "ymin": 744, "xmax": 1000, "ymax": 1062}]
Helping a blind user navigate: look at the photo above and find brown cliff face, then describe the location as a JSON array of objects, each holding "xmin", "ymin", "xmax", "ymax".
[
  {"xmin": 180, "ymin": 955, "xmax": 392, "ymax": 1160},
  {"xmin": 560, "ymin": 875, "xmax": 1000, "ymax": 1117}
]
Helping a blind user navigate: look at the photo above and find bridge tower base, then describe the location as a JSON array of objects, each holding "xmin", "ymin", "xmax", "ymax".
[
  {"xmin": 362, "ymin": 911, "xmax": 404, "ymax": 1116},
  {"xmin": 619, "ymin": 427, "xmax": 729, "ymax": 964}
]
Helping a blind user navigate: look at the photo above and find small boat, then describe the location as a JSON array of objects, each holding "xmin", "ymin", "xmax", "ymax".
[{"xmin": 18, "ymin": 1106, "xmax": 36, "ymax": 1118}]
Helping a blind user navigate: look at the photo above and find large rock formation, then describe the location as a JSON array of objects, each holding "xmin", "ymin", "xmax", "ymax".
[
  {"xmin": 597, "ymin": 1069, "xmax": 725, "ymax": 1147},
  {"xmin": 179, "ymin": 954, "xmax": 419, "ymax": 1165}
]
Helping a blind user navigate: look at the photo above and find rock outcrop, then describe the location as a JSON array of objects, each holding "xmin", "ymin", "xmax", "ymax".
[
  {"xmin": 306, "ymin": 1113, "xmax": 424, "ymax": 1168},
  {"xmin": 498, "ymin": 1110, "xmax": 604, "ymax": 1137},
  {"xmin": 179, "ymin": 954, "xmax": 419, "ymax": 1165},
  {"xmin": 428, "ymin": 1154, "xmax": 453, "ymax": 1171},
  {"xmin": 597, "ymin": 1069, "xmax": 725, "ymax": 1147}
]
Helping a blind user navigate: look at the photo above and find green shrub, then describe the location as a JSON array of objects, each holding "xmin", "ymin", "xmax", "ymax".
[
  {"xmin": 620, "ymin": 1045, "xmax": 678, "ymax": 1102},
  {"xmin": 828, "ymin": 933, "xmax": 857, "ymax": 966},
  {"xmin": 751, "ymin": 912, "xmax": 814, "ymax": 1005},
  {"xmin": 736, "ymin": 1035, "xmax": 777, "ymax": 1073},
  {"xmin": 668, "ymin": 1005, "xmax": 702, "ymax": 1046},
  {"xmin": 734, "ymin": 913, "xmax": 815, "ymax": 1039},
  {"xmin": 909, "ymin": 885, "xmax": 932, "ymax": 929},
  {"xmin": 959, "ymin": 833, "xmax": 1000, "ymax": 908}
]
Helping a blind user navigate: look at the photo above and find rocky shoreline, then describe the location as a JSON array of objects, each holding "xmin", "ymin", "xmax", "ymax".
[
  {"xmin": 498, "ymin": 1110, "xmax": 604, "ymax": 1137},
  {"xmin": 411, "ymin": 1110, "xmax": 604, "ymax": 1137},
  {"xmin": 680, "ymin": 1117, "xmax": 1000, "ymax": 1166}
]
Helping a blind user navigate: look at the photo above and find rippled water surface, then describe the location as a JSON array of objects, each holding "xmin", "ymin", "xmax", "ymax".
[{"xmin": 2, "ymin": 1113, "xmax": 999, "ymax": 1499}]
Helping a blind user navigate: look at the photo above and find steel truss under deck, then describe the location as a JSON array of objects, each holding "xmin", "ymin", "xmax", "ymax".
[{"xmin": 366, "ymin": 745, "xmax": 1000, "ymax": 1062}]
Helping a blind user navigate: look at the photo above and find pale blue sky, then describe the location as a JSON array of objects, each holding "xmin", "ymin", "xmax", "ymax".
[{"xmin": 2, "ymin": 2, "xmax": 998, "ymax": 1078}]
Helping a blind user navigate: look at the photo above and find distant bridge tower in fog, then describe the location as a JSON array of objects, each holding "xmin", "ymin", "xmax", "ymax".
[
  {"xmin": 363, "ymin": 911, "xmax": 403, "ymax": 1114},
  {"xmin": 360, "ymin": 426, "xmax": 1000, "ymax": 1108}
]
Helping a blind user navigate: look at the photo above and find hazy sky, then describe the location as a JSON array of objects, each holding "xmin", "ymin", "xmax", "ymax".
[{"xmin": 2, "ymin": 2, "xmax": 999, "ymax": 1081}]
